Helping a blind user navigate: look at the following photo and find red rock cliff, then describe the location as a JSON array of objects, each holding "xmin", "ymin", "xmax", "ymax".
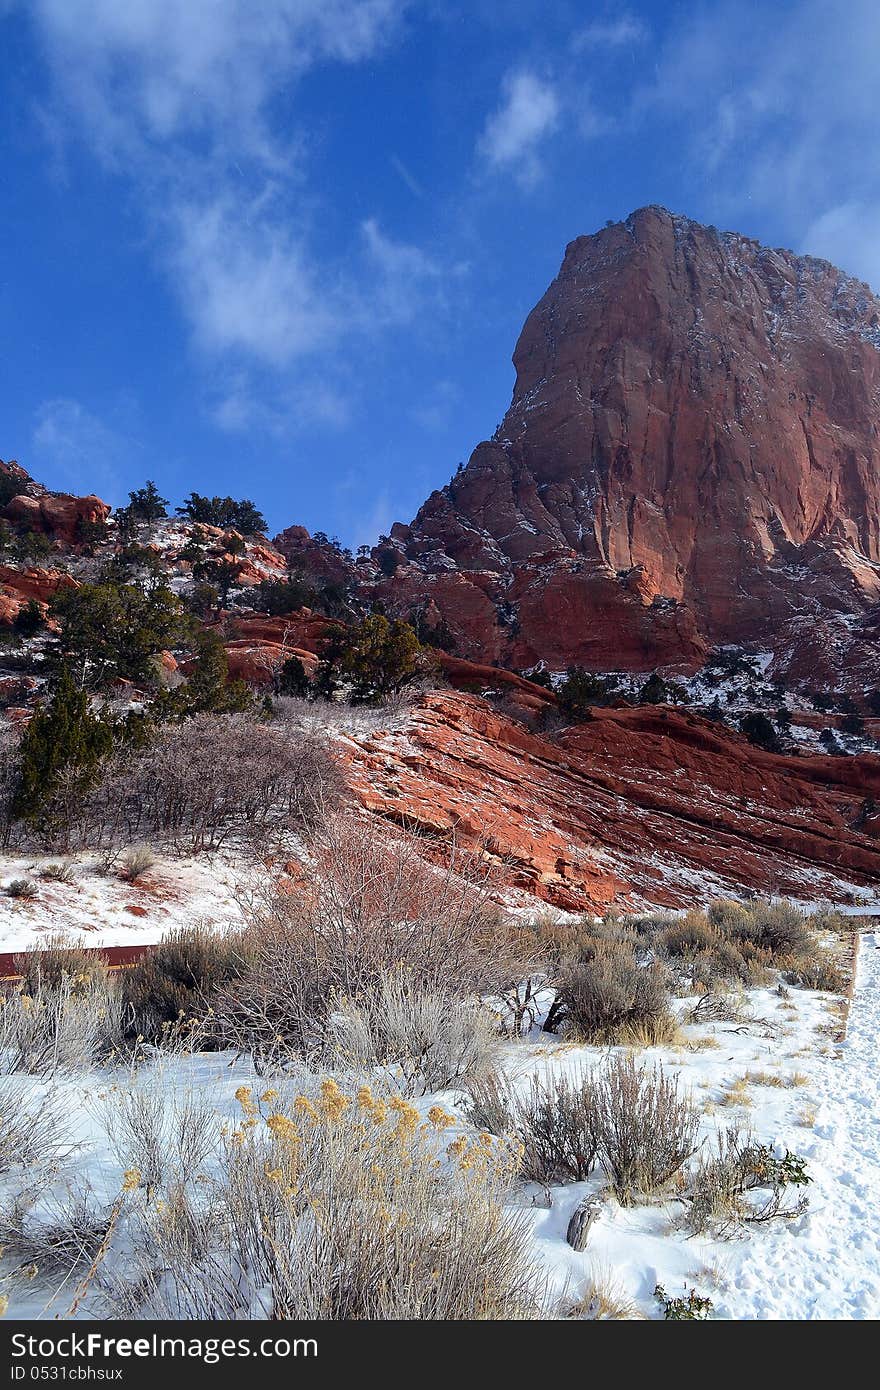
[{"xmin": 376, "ymin": 207, "xmax": 880, "ymax": 681}]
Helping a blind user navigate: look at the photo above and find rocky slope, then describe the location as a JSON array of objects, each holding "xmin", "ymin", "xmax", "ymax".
[
  {"xmin": 368, "ymin": 206, "xmax": 880, "ymax": 684},
  {"xmin": 340, "ymin": 690, "xmax": 880, "ymax": 912}
]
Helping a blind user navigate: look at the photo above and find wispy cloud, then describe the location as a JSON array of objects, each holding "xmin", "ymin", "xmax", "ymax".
[
  {"xmin": 572, "ymin": 13, "xmax": 648, "ymax": 51},
  {"xmin": 634, "ymin": 0, "xmax": 880, "ymax": 288},
  {"xmin": 477, "ymin": 70, "xmax": 560, "ymax": 189},
  {"xmin": 29, "ymin": 0, "xmax": 405, "ymax": 166},
  {"xmin": 20, "ymin": 0, "xmax": 453, "ymax": 435},
  {"xmin": 170, "ymin": 195, "xmax": 342, "ymax": 368},
  {"xmin": 31, "ymin": 398, "xmax": 136, "ymax": 503},
  {"xmin": 390, "ymin": 153, "xmax": 425, "ymax": 198},
  {"xmin": 802, "ymin": 201, "xmax": 880, "ymax": 291}
]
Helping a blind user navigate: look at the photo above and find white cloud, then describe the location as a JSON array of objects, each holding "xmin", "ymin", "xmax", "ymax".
[
  {"xmin": 29, "ymin": 0, "xmax": 405, "ymax": 165},
  {"xmin": 634, "ymin": 0, "xmax": 880, "ymax": 286},
  {"xmin": 31, "ymin": 398, "xmax": 136, "ymax": 503},
  {"xmin": 171, "ymin": 196, "xmax": 342, "ymax": 367},
  {"xmin": 572, "ymin": 13, "xmax": 647, "ymax": 51},
  {"xmin": 20, "ymin": 0, "xmax": 442, "ymax": 434},
  {"xmin": 361, "ymin": 218, "xmax": 444, "ymax": 324},
  {"xmin": 802, "ymin": 202, "xmax": 880, "ymax": 292},
  {"xmin": 477, "ymin": 70, "xmax": 560, "ymax": 189}
]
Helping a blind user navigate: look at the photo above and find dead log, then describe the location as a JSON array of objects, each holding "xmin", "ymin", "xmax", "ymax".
[{"xmin": 566, "ymin": 1197, "xmax": 602, "ymax": 1252}]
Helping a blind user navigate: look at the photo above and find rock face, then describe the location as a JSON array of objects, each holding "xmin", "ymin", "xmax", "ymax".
[
  {"xmin": 1, "ymin": 459, "xmax": 110, "ymax": 545},
  {"xmin": 342, "ymin": 690, "xmax": 880, "ymax": 911},
  {"xmin": 374, "ymin": 208, "xmax": 880, "ymax": 682},
  {"xmin": 0, "ymin": 564, "xmax": 77, "ymax": 625}
]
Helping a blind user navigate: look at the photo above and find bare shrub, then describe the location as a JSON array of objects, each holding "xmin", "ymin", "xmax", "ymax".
[
  {"xmin": 82, "ymin": 713, "xmax": 344, "ymax": 854},
  {"xmin": 130, "ymin": 1079, "xmax": 544, "ymax": 1320},
  {"xmin": 121, "ymin": 925, "xmax": 245, "ymax": 1044},
  {"xmin": 217, "ymin": 816, "xmax": 538, "ymax": 1067},
  {"xmin": 0, "ymin": 1182, "xmax": 114, "ymax": 1280},
  {"xmin": 721, "ymin": 899, "xmax": 813, "ymax": 959},
  {"xmin": 328, "ymin": 971, "xmax": 499, "ymax": 1096},
  {"xmin": 659, "ymin": 911, "xmax": 719, "ymax": 958},
  {"xmin": 594, "ymin": 1054, "xmax": 699, "ymax": 1205},
  {"xmin": 0, "ymin": 975, "xmax": 125, "ymax": 1075},
  {"xmin": 0, "ymin": 1078, "xmax": 69, "ymax": 1173},
  {"xmin": 707, "ymin": 899, "xmax": 754, "ymax": 935},
  {"xmin": 5, "ymin": 877, "xmax": 37, "ymax": 899},
  {"xmin": 517, "ymin": 1070, "xmax": 600, "ymax": 1184},
  {"xmin": 545, "ymin": 943, "xmax": 673, "ymax": 1044},
  {"xmin": 783, "ymin": 949, "xmax": 846, "ymax": 993},
  {"xmin": 14, "ymin": 934, "xmax": 108, "ymax": 996},
  {"xmin": 516, "ymin": 916, "xmax": 598, "ymax": 970},
  {"xmin": 685, "ymin": 1127, "xmax": 811, "ymax": 1236},
  {"xmin": 810, "ymin": 907, "xmax": 851, "ymax": 934},
  {"xmin": 465, "ymin": 1068, "xmax": 519, "ymax": 1138},
  {"xmin": 41, "ymin": 860, "xmax": 77, "ymax": 883},
  {"xmin": 100, "ymin": 1086, "xmax": 220, "ymax": 1192},
  {"xmin": 120, "ymin": 845, "xmax": 155, "ymax": 883},
  {"xmin": 466, "ymin": 1066, "xmax": 600, "ymax": 1185}
]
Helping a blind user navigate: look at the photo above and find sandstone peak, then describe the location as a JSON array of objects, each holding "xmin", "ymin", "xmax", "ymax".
[{"xmin": 371, "ymin": 209, "xmax": 880, "ymax": 683}]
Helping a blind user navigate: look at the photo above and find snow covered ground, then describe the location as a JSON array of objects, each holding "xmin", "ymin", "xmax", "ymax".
[
  {"xmin": 498, "ymin": 934, "xmax": 880, "ymax": 1318},
  {"xmin": 2, "ymin": 929, "xmax": 878, "ymax": 1320},
  {"xmin": 0, "ymin": 851, "xmax": 244, "ymax": 953}
]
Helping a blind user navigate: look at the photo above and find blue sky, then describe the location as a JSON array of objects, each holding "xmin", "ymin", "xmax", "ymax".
[{"xmin": 2, "ymin": 1, "xmax": 879, "ymax": 546}]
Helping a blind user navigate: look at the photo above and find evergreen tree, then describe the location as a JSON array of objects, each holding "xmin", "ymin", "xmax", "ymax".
[
  {"xmin": 12, "ymin": 666, "xmax": 114, "ymax": 828},
  {"xmin": 339, "ymin": 614, "xmax": 427, "ymax": 701},
  {"xmin": 13, "ymin": 530, "xmax": 54, "ymax": 565},
  {"xmin": 155, "ymin": 629, "xmax": 251, "ymax": 718},
  {"xmin": 739, "ymin": 712, "xmax": 781, "ymax": 752},
  {"xmin": 557, "ymin": 666, "xmax": 615, "ymax": 718},
  {"xmin": 75, "ymin": 515, "xmax": 110, "ymax": 552},
  {"xmin": 49, "ymin": 581, "xmax": 186, "ymax": 690},
  {"xmin": 278, "ymin": 655, "xmax": 310, "ymax": 697},
  {"xmin": 638, "ymin": 672, "xmax": 669, "ymax": 705},
  {"xmin": 128, "ymin": 480, "xmax": 169, "ymax": 524},
  {"xmin": 192, "ymin": 556, "xmax": 243, "ymax": 608},
  {"xmin": 176, "ymin": 493, "xmax": 267, "ymax": 533},
  {"xmin": 13, "ymin": 599, "xmax": 44, "ymax": 639}
]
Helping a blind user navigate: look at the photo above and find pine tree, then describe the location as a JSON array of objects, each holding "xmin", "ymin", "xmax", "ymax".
[
  {"xmin": 278, "ymin": 655, "xmax": 310, "ymax": 697},
  {"xmin": 339, "ymin": 614, "xmax": 427, "ymax": 701},
  {"xmin": 12, "ymin": 666, "xmax": 114, "ymax": 828},
  {"xmin": 638, "ymin": 672, "xmax": 669, "ymax": 705},
  {"xmin": 128, "ymin": 480, "xmax": 169, "ymax": 523},
  {"xmin": 13, "ymin": 599, "xmax": 44, "ymax": 639}
]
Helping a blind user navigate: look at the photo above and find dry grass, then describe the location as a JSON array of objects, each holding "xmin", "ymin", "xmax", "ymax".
[
  {"xmin": 718, "ymin": 1077, "xmax": 754, "ymax": 1109},
  {"xmin": 0, "ymin": 975, "xmax": 125, "ymax": 1076},
  {"xmin": 119, "ymin": 1078, "xmax": 546, "ymax": 1320},
  {"xmin": 119, "ymin": 845, "xmax": 155, "ymax": 883},
  {"xmin": 327, "ymin": 970, "xmax": 499, "ymax": 1096},
  {"xmin": 562, "ymin": 1264, "xmax": 642, "ymax": 1320},
  {"xmin": 14, "ymin": 934, "xmax": 108, "ymax": 997}
]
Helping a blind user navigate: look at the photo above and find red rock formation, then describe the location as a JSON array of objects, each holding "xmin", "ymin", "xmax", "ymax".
[
  {"xmin": 341, "ymin": 690, "xmax": 880, "ymax": 911},
  {"xmin": 372, "ymin": 208, "xmax": 880, "ymax": 685},
  {"xmin": 1, "ymin": 460, "xmax": 110, "ymax": 545},
  {"xmin": 0, "ymin": 564, "xmax": 77, "ymax": 625},
  {"xmin": 218, "ymin": 611, "xmax": 339, "ymax": 686}
]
